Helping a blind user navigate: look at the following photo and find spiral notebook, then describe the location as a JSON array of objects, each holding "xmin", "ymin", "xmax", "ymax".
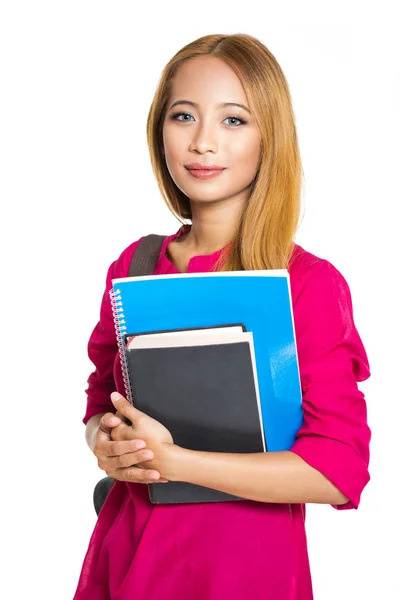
[
  {"xmin": 110, "ymin": 270, "xmax": 302, "ymax": 450},
  {"xmin": 125, "ymin": 325, "xmax": 266, "ymax": 504}
]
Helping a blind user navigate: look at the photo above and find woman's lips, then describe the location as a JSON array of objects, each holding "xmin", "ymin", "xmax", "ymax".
[{"xmin": 186, "ymin": 168, "xmax": 225, "ymax": 180}]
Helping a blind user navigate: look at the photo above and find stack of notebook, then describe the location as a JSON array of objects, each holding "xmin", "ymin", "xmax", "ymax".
[
  {"xmin": 125, "ymin": 324, "xmax": 265, "ymax": 503},
  {"xmin": 110, "ymin": 270, "xmax": 303, "ymax": 504}
]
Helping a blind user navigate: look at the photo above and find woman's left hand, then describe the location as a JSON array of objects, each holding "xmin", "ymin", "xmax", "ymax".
[{"xmin": 109, "ymin": 391, "xmax": 176, "ymax": 482}]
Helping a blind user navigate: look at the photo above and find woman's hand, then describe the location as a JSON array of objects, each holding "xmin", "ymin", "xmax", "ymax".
[
  {"xmin": 92, "ymin": 406, "xmax": 168, "ymax": 484},
  {"xmin": 109, "ymin": 391, "xmax": 176, "ymax": 482}
]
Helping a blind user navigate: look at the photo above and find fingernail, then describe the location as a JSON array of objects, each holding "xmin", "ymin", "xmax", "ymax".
[
  {"xmin": 135, "ymin": 441, "xmax": 146, "ymax": 450},
  {"xmin": 111, "ymin": 392, "xmax": 122, "ymax": 402},
  {"xmin": 149, "ymin": 472, "xmax": 160, "ymax": 480},
  {"xmin": 109, "ymin": 416, "xmax": 119, "ymax": 424}
]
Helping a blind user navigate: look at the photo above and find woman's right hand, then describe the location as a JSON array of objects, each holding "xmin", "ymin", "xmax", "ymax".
[{"xmin": 93, "ymin": 412, "xmax": 166, "ymax": 483}]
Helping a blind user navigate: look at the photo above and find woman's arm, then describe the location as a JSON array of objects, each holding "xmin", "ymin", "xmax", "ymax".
[
  {"xmin": 83, "ymin": 238, "xmax": 144, "ymax": 426},
  {"xmin": 109, "ymin": 394, "xmax": 349, "ymax": 505},
  {"xmin": 165, "ymin": 445, "xmax": 349, "ymax": 505}
]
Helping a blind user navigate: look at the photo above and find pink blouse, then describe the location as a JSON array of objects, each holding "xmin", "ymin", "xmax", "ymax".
[{"xmin": 74, "ymin": 224, "xmax": 371, "ymax": 600}]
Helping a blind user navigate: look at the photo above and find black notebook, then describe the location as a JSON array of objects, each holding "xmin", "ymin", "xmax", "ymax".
[{"xmin": 125, "ymin": 324, "xmax": 266, "ymax": 504}]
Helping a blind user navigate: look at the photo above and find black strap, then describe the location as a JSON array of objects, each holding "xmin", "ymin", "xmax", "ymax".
[{"xmin": 128, "ymin": 234, "xmax": 168, "ymax": 277}]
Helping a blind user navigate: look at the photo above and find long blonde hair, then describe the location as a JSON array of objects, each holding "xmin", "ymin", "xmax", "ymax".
[{"xmin": 146, "ymin": 33, "xmax": 304, "ymax": 271}]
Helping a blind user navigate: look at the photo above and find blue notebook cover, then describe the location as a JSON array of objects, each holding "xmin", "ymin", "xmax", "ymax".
[{"xmin": 110, "ymin": 270, "xmax": 303, "ymax": 452}]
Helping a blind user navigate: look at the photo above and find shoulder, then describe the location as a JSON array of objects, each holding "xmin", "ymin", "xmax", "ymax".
[
  {"xmin": 289, "ymin": 244, "xmax": 370, "ymax": 385},
  {"xmin": 106, "ymin": 232, "xmax": 172, "ymax": 281},
  {"xmin": 288, "ymin": 243, "xmax": 370, "ymax": 375},
  {"xmin": 112, "ymin": 236, "xmax": 147, "ymax": 278},
  {"xmin": 289, "ymin": 242, "xmax": 331, "ymax": 278},
  {"xmin": 101, "ymin": 237, "xmax": 147, "ymax": 289},
  {"xmin": 288, "ymin": 243, "xmax": 351, "ymax": 306}
]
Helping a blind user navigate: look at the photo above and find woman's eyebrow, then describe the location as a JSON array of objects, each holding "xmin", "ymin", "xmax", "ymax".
[{"xmin": 169, "ymin": 100, "xmax": 251, "ymax": 114}]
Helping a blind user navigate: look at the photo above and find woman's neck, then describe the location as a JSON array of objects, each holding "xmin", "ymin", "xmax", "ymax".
[{"xmin": 183, "ymin": 203, "xmax": 244, "ymax": 254}]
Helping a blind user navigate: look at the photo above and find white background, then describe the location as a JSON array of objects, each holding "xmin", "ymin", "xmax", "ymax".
[{"xmin": 1, "ymin": 1, "xmax": 399, "ymax": 598}]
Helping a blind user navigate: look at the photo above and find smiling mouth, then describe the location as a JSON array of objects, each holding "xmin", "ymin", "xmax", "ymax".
[
  {"xmin": 185, "ymin": 163, "xmax": 226, "ymax": 171},
  {"xmin": 185, "ymin": 167, "xmax": 225, "ymax": 180},
  {"xmin": 186, "ymin": 167, "xmax": 225, "ymax": 171}
]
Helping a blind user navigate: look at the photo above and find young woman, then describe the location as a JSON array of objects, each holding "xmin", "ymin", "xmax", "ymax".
[{"xmin": 74, "ymin": 33, "xmax": 371, "ymax": 600}]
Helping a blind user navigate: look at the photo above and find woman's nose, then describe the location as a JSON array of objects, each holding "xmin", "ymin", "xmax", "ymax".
[{"xmin": 188, "ymin": 121, "xmax": 218, "ymax": 154}]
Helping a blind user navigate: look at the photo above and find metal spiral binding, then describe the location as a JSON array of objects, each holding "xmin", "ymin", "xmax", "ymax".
[{"xmin": 109, "ymin": 287, "xmax": 133, "ymax": 403}]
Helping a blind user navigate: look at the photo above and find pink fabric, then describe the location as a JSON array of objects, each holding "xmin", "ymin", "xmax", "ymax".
[{"xmin": 75, "ymin": 224, "xmax": 371, "ymax": 600}]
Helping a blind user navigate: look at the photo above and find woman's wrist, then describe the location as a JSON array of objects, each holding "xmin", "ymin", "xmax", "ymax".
[
  {"xmin": 85, "ymin": 413, "xmax": 106, "ymax": 451},
  {"xmin": 164, "ymin": 444, "xmax": 193, "ymax": 481}
]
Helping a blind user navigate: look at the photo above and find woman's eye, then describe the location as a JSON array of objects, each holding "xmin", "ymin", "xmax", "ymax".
[
  {"xmin": 223, "ymin": 117, "xmax": 244, "ymax": 126},
  {"xmin": 170, "ymin": 112, "xmax": 194, "ymax": 122},
  {"xmin": 170, "ymin": 112, "xmax": 246, "ymax": 126},
  {"xmin": 175, "ymin": 113, "xmax": 193, "ymax": 122}
]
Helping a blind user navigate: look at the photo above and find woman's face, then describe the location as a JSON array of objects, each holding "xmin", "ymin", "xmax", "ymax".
[{"xmin": 162, "ymin": 56, "xmax": 262, "ymax": 206}]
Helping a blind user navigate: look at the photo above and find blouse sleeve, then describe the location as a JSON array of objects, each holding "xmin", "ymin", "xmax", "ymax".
[
  {"xmin": 289, "ymin": 258, "xmax": 371, "ymax": 510},
  {"xmin": 82, "ymin": 238, "xmax": 144, "ymax": 425}
]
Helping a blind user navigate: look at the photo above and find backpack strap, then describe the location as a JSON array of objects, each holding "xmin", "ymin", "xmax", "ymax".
[{"xmin": 128, "ymin": 234, "xmax": 168, "ymax": 277}]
